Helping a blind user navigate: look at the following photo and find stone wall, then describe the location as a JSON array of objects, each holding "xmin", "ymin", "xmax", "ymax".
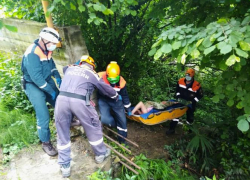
[{"xmin": 0, "ymin": 18, "xmax": 89, "ymax": 73}]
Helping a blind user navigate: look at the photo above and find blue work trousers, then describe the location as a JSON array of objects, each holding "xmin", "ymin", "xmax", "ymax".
[
  {"xmin": 25, "ymin": 79, "xmax": 58, "ymax": 142},
  {"xmin": 98, "ymin": 97, "xmax": 127, "ymax": 143}
]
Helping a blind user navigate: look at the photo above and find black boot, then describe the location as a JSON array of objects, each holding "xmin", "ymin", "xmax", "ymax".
[
  {"xmin": 166, "ymin": 120, "xmax": 178, "ymax": 135},
  {"xmin": 166, "ymin": 129, "xmax": 175, "ymax": 135}
]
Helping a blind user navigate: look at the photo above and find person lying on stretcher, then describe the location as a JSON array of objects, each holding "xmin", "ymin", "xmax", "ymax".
[{"xmin": 130, "ymin": 101, "xmax": 178, "ymax": 115}]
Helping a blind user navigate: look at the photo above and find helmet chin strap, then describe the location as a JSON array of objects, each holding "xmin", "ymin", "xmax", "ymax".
[
  {"xmin": 41, "ymin": 38, "xmax": 50, "ymax": 51},
  {"xmin": 36, "ymin": 38, "xmax": 50, "ymax": 57}
]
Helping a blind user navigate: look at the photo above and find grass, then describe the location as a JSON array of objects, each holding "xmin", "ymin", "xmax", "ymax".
[{"xmin": 0, "ymin": 103, "xmax": 38, "ymax": 163}]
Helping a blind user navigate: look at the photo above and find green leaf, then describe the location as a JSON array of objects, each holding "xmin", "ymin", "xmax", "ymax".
[
  {"xmin": 225, "ymin": 29, "xmax": 232, "ymax": 35},
  {"xmin": 196, "ymin": 38, "xmax": 204, "ymax": 47},
  {"xmin": 190, "ymin": 49, "xmax": 200, "ymax": 59},
  {"xmin": 131, "ymin": 10, "xmax": 137, "ymax": 16},
  {"xmin": 217, "ymin": 36, "xmax": 226, "ymax": 41},
  {"xmin": 245, "ymin": 106, "xmax": 250, "ymax": 114},
  {"xmin": 152, "ymin": 39, "xmax": 162, "ymax": 48},
  {"xmin": 234, "ymin": 62, "xmax": 241, "ymax": 71},
  {"xmin": 217, "ymin": 18, "xmax": 228, "ymax": 24},
  {"xmin": 127, "ymin": 0, "xmax": 134, "ymax": 4},
  {"xmin": 240, "ymin": 58, "xmax": 246, "ymax": 65},
  {"xmin": 220, "ymin": 44, "xmax": 232, "ymax": 54},
  {"xmin": 228, "ymin": 33, "xmax": 241, "ymax": 47},
  {"xmin": 148, "ymin": 48, "xmax": 156, "ymax": 56},
  {"xmin": 202, "ymin": 37, "xmax": 212, "ymax": 48},
  {"xmin": 239, "ymin": 41, "xmax": 250, "ymax": 51},
  {"xmin": 235, "ymin": 48, "xmax": 249, "ymax": 58},
  {"xmin": 242, "ymin": 16, "xmax": 250, "ymax": 25},
  {"xmin": 216, "ymin": 42, "xmax": 227, "ymax": 50},
  {"xmin": 93, "ymin": 4, "xmax": 102, "ymax": 11},
  {"xmin": 4, "ymin": 25, "xmax": 18, "ymax": 32},
  {"xmin": 78, "ymin": 5, "xmax": 85, "ymax": 12},
  {"xmin": 70, "ymin": 2, "xmax": 76, "ymax": 10},
  {"xmin": 154, "ymin": 49, "xmax": 162, "ymax": 60},
  {"xmin": 47, "ymin": 5, "xmax": 54, "ymax": 15},
  {"xmin": 226, "ymin": 55, "xmax": 240, "ymax": 66},
  {"xmin": 89, "ymin": 13, "xmax": 96, "ymax": 18},
  {"xmin": 227, "ymin": 99, "xmax": 234, "ymax": 107},
  {"xmin": 94, "ymin": 19, "xmax": 100, "ymax": 25},
  {"xmin": 125, "ymin": 9, "xmax": 130, "ymax": 15},
  {"xmin": 236, "ymin": 101, "xmax": 243, "ymax": 109},
  {"xmin": 204, "ymin": 45, "xmax": 215, "ymax": 56},
  {"xmin": 172, "ymin": 41, "xmax": 182, "ymax": 50},
  {"xmin": 214, "ymin": 31, "xmax": 222, "ymax": 38},
  {"xmin": 168, "ymin": 32, "xmax": 175, "ymax": 40},
  {"xmin": 212, "ymin": 95, "xmax": 220, "ymax": 103},
  {"xmin": 160, "ymin": 44, "xmax": 172, "ymax": 53},
  {"xmin": 237, "ymin": 119, "xmax": 249, "ymax": 132},
  {"xmin": 210, "ymin": 34, "xmax": 216, "ymax": 42}
]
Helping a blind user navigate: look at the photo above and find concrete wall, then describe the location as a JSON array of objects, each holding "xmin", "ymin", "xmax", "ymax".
[{"xmin": 0, "ymin": 18, "xmax": 89, "ymax": 73}]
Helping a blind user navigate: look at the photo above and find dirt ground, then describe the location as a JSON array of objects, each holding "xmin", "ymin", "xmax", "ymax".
[
  {"xmin": 125, "ymin": 119, "xmax": 184, "ymax": 160},
  {"xmin": 0, "ymin": 119, "xmax": 184, "ymax": 180}
]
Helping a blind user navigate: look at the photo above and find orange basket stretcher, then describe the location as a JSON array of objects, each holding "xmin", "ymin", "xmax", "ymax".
[{"xmin": 126, "ymin": 103, "xmax": 188, "ymax": 125}]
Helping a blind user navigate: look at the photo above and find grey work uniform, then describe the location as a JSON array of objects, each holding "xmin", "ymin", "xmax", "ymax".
[{"xmin": 55, "ymin": 64, "xmax": 118, "ymax": 165}]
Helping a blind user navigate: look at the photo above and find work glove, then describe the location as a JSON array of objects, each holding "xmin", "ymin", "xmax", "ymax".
[
  {"xmin": 125, "ymin": 106, "xmax": 133, "ymax": 114},
  {"xmin": 56, "ymin": 78, "xmax": 61, "ymax": 88},
  {"xmin": 50, "ymin": 91, "xmax": 56, "ymax": 100},
  {"xmin": 118, "ymin": 95, "xmax": 122, "ymax": 100}
]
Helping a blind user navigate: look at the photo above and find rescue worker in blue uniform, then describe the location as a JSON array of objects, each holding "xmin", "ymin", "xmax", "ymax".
[
  {"xmin": 98, "ymin": 61, "xmax": 132, "ymax": 144},
  {"xmin": 166, "ymin": 68, "xmax": 203, "ymax": 135},
  {"xmin": 21, "ymin": 27, "xmax": 62, "ymax": 156},
  {"xmin": 54, "ymin": 56, "xmax": 118, "ymax": 178}
]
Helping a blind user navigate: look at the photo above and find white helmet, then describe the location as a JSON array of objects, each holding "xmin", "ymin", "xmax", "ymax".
[{"xmin": 39, "ymin": 27, "xmax": 60, "ymax": 43}]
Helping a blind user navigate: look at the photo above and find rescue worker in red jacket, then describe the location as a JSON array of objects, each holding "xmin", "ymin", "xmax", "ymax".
[
  {"xmin": 98, "ymin": 61, "xmax": 132, "ymax": 144},
  {"xmin": 166, "ymin": 68, "xmax": 203, "ymax": 135}
]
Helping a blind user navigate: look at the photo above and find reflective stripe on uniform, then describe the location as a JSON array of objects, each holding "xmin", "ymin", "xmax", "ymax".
[
  {"xmin": 194, "ymin": 97, "xmax": 199, "ymax": 102},
  {"xmin": 188, "ymin": 88, "xmax": 196, "ymax": 92},
  {"xmin": 39, "ymin": 82, "xmax": 47, "ymax": 88},
  {"xmin": 37, "ymin": 126, "xmax": 41, "ymax": 129},
  {"xmin": 40, "ymin": 58, "xmax": 49, "ymax": 61},
  {"xmin": 57, "ymin": 142, "xmax": 71, "ymax": 150},
  {"xmin": 173, "ymin": 119, "xmax": 179, "ymax": 122},
  {"xmin": 89, "ymin": 137, "xmax": 103, "ymax": 146},
  {"xmin": 117, "ymin": 126, "xmax": 127, "ymax": 132},
  {"xmin": 179, "ymin": 84, "xmax": 186, "ymax": 88},
  {"xmin": 111, "ymin": 92, "xmax": 118, "ymax": 99},
  {"xmin": 51, "ymin": 68, "xmax": 57, "ymax": 73},
  {"xmin": 113, "ymin": 88, "xmax": 120, "ymax": 92},
  {"xmin": 124, "ymin": 103, "xmax": 131, "ymax": 108}
]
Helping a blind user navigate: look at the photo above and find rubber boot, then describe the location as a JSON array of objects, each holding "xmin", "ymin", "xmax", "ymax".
[{"xmin": 42, "ymin": 141, "xmax": 58, "ymax": 156}]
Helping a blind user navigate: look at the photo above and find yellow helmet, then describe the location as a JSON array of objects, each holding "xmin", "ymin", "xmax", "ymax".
[
  {"xmin": 80, "ymin": 55, "xmax": 96, "ymax": 68},
  {"xmin": 106, "ymin": 61, "xmax": 120, "ymax": 84}
]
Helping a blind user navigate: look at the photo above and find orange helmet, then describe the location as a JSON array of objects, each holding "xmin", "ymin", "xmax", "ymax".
[
  {"xmin": 185, "ymin": 68, "xmax": 195, "ymax": 77},
  {"xmin": 80, "ymin": 55, "xmax": 96, "ymax": 68}
]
